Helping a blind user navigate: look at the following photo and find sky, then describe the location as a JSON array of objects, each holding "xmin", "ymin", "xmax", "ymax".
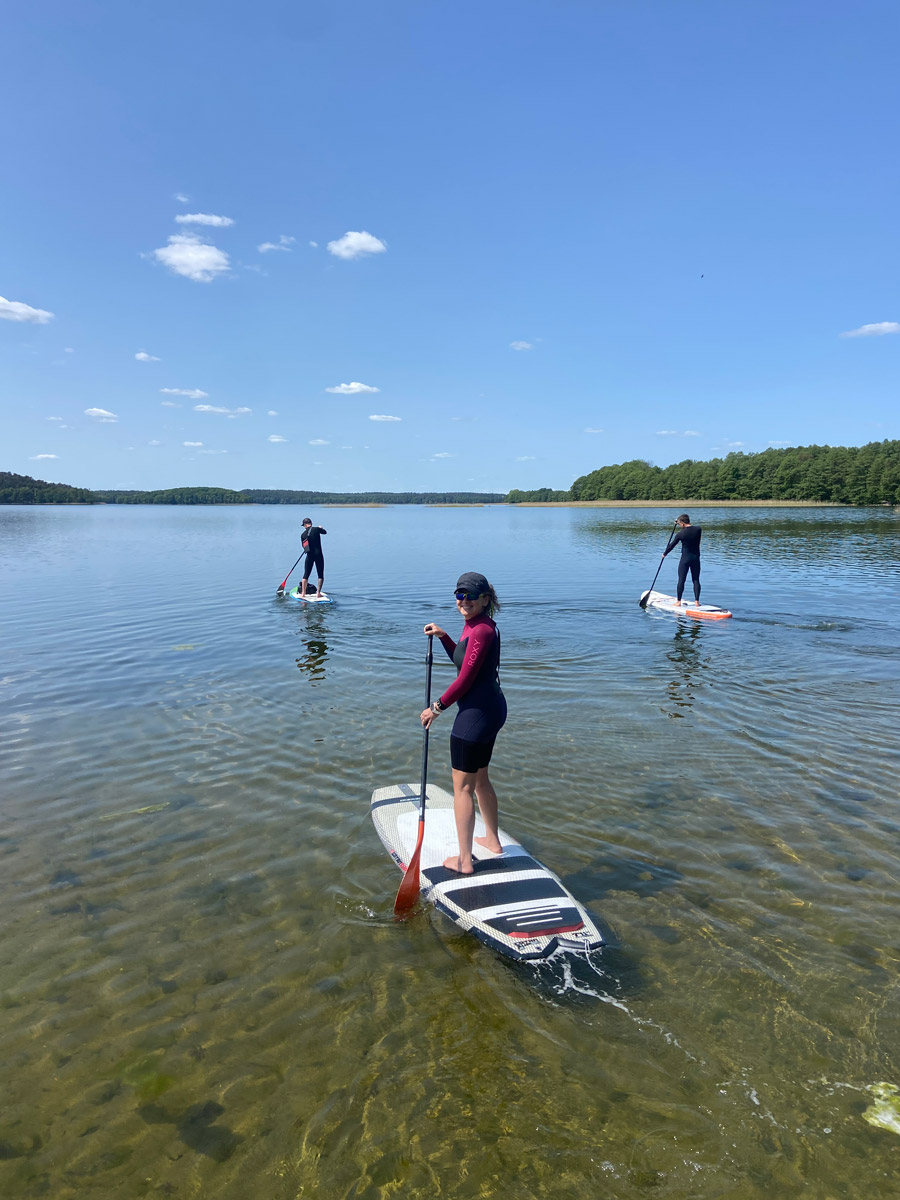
[{"xmin": 1, "ymin": 0, "xmax": 898, "ymax": 493}]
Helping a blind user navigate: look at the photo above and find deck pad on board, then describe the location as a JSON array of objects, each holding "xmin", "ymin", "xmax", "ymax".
[
  {"xmin": 642, "ymin": 590, "xmax": 732, "ymax": 620},
  {"xmin": 370, "ymin": 783, "xmax": 603, "ymax": 961},
  {"xmin": 288, "ymin": 587, "xmax": 334, "ymax": 604}
]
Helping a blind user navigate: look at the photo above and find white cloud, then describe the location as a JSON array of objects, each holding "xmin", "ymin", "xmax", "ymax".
[
  {"xmin": 161, "ymin": 400, "xmax": 180, "ymax": 408},
  {"xmin": 727, "ymin": 440, "xmax": 744, "ymax": 447},
  {"xmin": 327, "ymin": 230, "xmax": 387, "ymax": 260},
  {"xmin": 325, "ymin": 381, "xmax": 379, "ymax": 394},
  {"xmin": 161, "ymin": 387, "xmax": 208, "ymax": 399},
  {"xmin": 0, "ymin": 295, "xmax": 54, "ymax": 323},
  {"xmin": 840, "ymin": 321, "xmax": 900, "ymax": 338},
  {"xmin": 193, "ymin": 404, "xmax": 250, "ymax": 417},
  {"xmin": 432, "ymin": 452, "xmax": 453, "ymax": 458},
  {"xmin": 340, "ymin": 445, "xmax": 352, "ymax": 450},
  {"xmin": 30, "ymin": 453, "xmax": 59, "ymax": 460},
  {"xmin": 584, "ymin": 427, "xmax": 604, "ymax": 434},
  {"xmin": 515, "ymin": 455, "xmax": 536, "ymax": 461},
  {"xmin": 183, "ymin": 441, "xmax": 203, "ymax": 447},
  {"xmin": 148, "ymin": 439, "xmax": 162, "ymax": 446},
  {"xmin": 510, "ymin": 341, "xmax": 533, "ymax": 351},
  {"xmin": 136, "ymin": 351, "xmax": 160, "ymax": 362},
  {"xmin": 174, "ymin": 212, "xmax": 234, "ymax": 227},
  {"xmin": 369, "ymin": 414, "xmax": 401, "ymax": 422},
  {"xmin": 85, "ymin": 407, "xmax": 118, "ymax": 422},
  {"xmin": 150, "ymin": 233, "xmax": 230, "ymax": 282},
  {"xmin": 174, "ymin": 193, "xmax": 190, "ymax": 203},
  {"xmin": 268, "ymin": 434, "xmax": 287, "ymax": 443},
  {"xmin": 199, "ymin": 448, "xmax": 227, "ymax": 455},
  {"xmin": 46, "ymin": 416, "xmax": 63, "ymax": 422},
  {"xmin": 267, "ymin": 410, "xmax": 278, "ymax": 416},
  {"xmin": 685, "ymin": 430, "xmax": 701, "ymax": 437},
  {"xmin": 768, "ymin": 440, "xmax": 792, "ymax": 446},
  {"xmin": 309, "ymin": 438, "xmax": 329, "ymax": 445},
  {"xmin": 64, "ymin": 347, "xmax": 74, "ymax": 353},
  {"xmin": 258, "ymin": 235, "xmax": 295, "ymax": 253},
  {"xmin": 657, "ymin": 430, "xmax": 701, "ymax": 437},
  {"xmin": 309, "ymin": 241, "xmax": 318, "ymax": 248}
]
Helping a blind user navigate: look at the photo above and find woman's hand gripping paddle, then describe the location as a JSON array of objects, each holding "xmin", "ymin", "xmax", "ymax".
[
  {"xmin": 639, "ymin": 521, "xmax": 679, "ymax": 608},
  {"xmin": 276, "ymin": 551, "xmax": 306, "ymax": 595},
  {"xmin": 394, "ymin": 634, "xmax": 434, "ymax": 916}
]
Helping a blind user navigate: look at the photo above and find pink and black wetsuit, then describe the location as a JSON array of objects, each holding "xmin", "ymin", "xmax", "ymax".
[{"xmin": 437, "ymin": 613, "xmax": 507, "ymax": 772}]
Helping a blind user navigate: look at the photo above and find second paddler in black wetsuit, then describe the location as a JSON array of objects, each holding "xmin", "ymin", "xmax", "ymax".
[
  {"xmin": 300, "ymin": 517, "xmax": 326, "ymax": 598},
  {"xmin": 662, "ymin": 513, "xmax": 702, "ymax": 605},
  {"xmin": 420, "ymin": 571, "xmax": 507, "ymax": 876}
]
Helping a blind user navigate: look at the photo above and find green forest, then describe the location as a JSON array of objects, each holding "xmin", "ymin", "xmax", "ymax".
[
  {"xmin": 4, "ymin": 441, "xmax": 899, "ymax": 506},
  {"xmin": 0, "ymin": 473, "xmax": 505, "ymax": 506},
  {"xmin": 509, "ymin": 440, "xmax": 900, "ymax": 505}
]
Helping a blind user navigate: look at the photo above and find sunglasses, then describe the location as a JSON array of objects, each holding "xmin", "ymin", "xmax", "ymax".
[{"xmin": 454, "ymin": 590, "xmax": 483, "ymax": 602}]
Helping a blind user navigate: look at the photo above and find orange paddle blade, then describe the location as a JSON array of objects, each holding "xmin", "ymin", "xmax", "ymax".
[{"xmin": 394, "ymin": 824, "xmax": 424, "ymax": 916}]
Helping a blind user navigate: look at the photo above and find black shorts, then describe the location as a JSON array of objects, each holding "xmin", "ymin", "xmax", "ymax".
[
  {"xmin": 450, "ymin": 735, "xmax": 496, "ymax": 773},
  {"xmin": 303, "ymin": 551, "xmax": 324, "ymax": 580}
]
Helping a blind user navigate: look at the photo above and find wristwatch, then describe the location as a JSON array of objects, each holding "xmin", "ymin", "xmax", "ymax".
[{"xmin": 431, "ymin": 699, "xmax": 444, "ymax": 714}]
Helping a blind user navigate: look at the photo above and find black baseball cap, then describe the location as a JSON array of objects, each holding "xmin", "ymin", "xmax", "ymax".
[{"xmin": 455, "ymin": 571, "xmax": 489, "ymax": 595}]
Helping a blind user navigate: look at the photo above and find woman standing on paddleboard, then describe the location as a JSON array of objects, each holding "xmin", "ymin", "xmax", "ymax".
[
  {"xmin": 662, "ymin": 513, "xmax": 702, "ymax": 606},
  {"xmin": 300, "ymin": 517, "xmax": 327, "ymax": 598},
  {"xmin": 420, "ymin": 571, "xmax": 507, "ymax": 876}
]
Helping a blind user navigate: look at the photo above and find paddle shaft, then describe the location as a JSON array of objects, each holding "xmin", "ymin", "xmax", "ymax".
[
  {"xmin": 639, "ymin": 521, "xmax": 679, "ymax": 607},
  {"xmin": 277, "ymin": 550, "xmax": 307, "ymax": 593},
  {"xmin": 394, "ymin": 634, "xmax": 434, "ymax": 915}
]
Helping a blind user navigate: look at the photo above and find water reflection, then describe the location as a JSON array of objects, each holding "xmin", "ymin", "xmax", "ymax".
[
  {"xmin": 295, "ymin": 609, "xmax": 330, "ymax": 683},
  {"xmin": 662, "ymin": 622, "xmax": 707, "ymax": 719}
]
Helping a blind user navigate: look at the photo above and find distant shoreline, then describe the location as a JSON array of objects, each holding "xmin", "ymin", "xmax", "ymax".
[{"xmin": 506, "ymin": 499, "xmax": 854, "ymax": 508}]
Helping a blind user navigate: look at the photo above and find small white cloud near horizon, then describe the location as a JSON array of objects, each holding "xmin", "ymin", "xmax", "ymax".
[
  {"xmin": 174, "ymin": 212, "xmax": 234, "ymax": 227},
  {"xmin": 30, "ymin": 453, "xmax": 59, "ymax": 460},
  {"xmin": 183, "ymin": 441, "xmax": 203, "ymax": 447},
  {"xmin": 657, "ymin": 430, "xmax": 701, "ymax": 437},
  {"xmin": 326, "ymin": 381, "xmax": 379, "ymax": 394},
  {"xmin": 85, "ymin": 407, "xmax": 118, "ymax": 422},
  {"xmin": 150, "ymin": 233, "xmax": 230, "ymax": 282},
  {"xmin": 309, "ymin": 438, "xmax": 329, "ymax": 445},
  {"xmin": 727, "ymin": 440, "xmax": 744, "ymax": 447},
  {"xmin": 46, "ymin": 416, "xmax": 63, "ymax": 422},
  {"xmin": 584, "ymin": 427, "xmax": 604, "ymax": 434},
  {"xmin": 64, "ymin": 347, "xmax": 74, "ymax": 353},
  {"xmin": 432, "ymin": 452, "xmax": 453, "ymax": 458},
  {"xmin": 194, "ymin": 404, "xmax": 252, "ymax": 418},
  {"xmin": 327, "ymin": 231, "xmax": 387, "ymax": 260},
  {"xmin": 268, "ymin": 434, "xmax": 287, "ymax": 443},
  {"xmin": 309, "ymin": 241, "xmax": 318, "ymax": 248},
  {"xmin": 840, "ymin": 321, "xmax": 900, "ymax": 338},
  {"xmin": 515, "ymin": 455, "xmax": 536, "ymax": 461},
  {"xmin": 161, "ymin": 400, "xmax": 180, "ymax": 408},
  {"xmin": 768, "ymin": 439, "xmax": 792, "ymax": 446},
  {"xmin": 136, "ymin": 351, "xmax": 160, "ymax": 362},
  {"xmin": 510, "ymin": 341, "xmax": 533, "ymax": 351},
  {"xmin": 267, "ymin": 410, "xmax": 278, "ymax": 416},
  {"xmin": 148, "ymin": 439, "xmax": 162, "ymax": 446},
  {"xmin": 174, "ymin": 193, "xmax": 190, "ymax": 203},
  {"xmin": 199, "ymin": 448, "xmax": 227, "ymax": 455},
  {"xmin": 369, "ymin": 414, "xmax": 401, "ymax": 422},
  {"xmin": 0, "ymin": 295, "xmax": 54, "ymax": 323},
  {"xmin": 258, "ymin": 235, "xmax": 295, "ymax": 253},
  {"xmin": 161, "ymin": 387, "xmax": 208, "ymax": 400}
]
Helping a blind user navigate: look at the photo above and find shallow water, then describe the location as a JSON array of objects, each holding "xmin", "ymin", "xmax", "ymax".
[{"xmin": 1, "ymin": 503, "xmax": 899, "ymax": 1199}]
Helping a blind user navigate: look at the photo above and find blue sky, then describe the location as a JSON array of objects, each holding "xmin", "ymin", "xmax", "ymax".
[{"xmin": 2, "ymin": 0, "xmax": 897, "ymax": 492}]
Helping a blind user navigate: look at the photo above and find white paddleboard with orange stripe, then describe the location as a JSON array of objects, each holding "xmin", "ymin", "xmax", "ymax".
[
  {"xmin": 370, "ymin": 782, "xmax": 604, "ymax": 961},
  {"xmin": 642, "ymin": 589, "xmax": 733, "ymax": 620}
]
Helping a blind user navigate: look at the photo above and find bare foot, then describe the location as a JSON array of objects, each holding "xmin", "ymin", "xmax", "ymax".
[
  {"xmin": 443, "ymin": 855, "xmax": 473, "ymax": 875},
  {"xmin": 475, "ymin": 835, "xmax": 503, "ymax": 856}
]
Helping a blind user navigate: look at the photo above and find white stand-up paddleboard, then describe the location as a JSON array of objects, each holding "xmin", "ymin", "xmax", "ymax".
[
  {"xmin": 288, "ymin": 586, "xmax": 334, "ymax": 604},
  {"xmin": 370, "ymin": 782, "xmax": 604, "ymax": 961},
  {"xmin": 641, "ymin": 590, "xmax": 732, "ymax": 620}
]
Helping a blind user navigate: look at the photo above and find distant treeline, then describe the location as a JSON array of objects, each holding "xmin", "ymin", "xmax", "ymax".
[
  {"xmin": 509, "ymin": 441, "xmax": 900, "ymax": 505},
  {"xmin": 0, "ymin": 473, "xmax": 505, "ymax": 506}
]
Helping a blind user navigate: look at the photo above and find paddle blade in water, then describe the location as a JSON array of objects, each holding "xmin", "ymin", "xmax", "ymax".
[
  {"xmin": 394, "ymin": 830, "xmax": 423, "ymax": 916},
  {"xmin": 639, "ymin": 589, "xmax": 651, "ymax": 608}
]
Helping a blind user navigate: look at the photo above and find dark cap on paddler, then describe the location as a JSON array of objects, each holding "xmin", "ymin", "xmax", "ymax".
[{"xmin": 456, "ymin": 571, "xmax": 490, "ymax": 595}]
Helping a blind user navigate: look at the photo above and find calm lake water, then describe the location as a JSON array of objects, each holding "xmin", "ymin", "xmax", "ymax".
[{"xmin": 2, "ymin": 503, "xmax": 899, "ymax": 1200}]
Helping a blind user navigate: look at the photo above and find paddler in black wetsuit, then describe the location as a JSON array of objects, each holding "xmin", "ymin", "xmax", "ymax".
[
  {"xmin": 662, "ymin": 513, "xmax": 702, "ymax": 606},
  {"xmin": 300, "ymin": 517, "xmax": 327, "ymax": 598}
]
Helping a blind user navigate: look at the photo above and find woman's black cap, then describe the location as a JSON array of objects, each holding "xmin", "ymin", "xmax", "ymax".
[{"xmin": 456, "ymin": 571, "xmax": 490, "ymax": 595}]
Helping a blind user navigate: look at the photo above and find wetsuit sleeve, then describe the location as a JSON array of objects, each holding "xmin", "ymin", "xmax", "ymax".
[
  {"xmin": 663, "ymin": 530, "xmax": 683, "ymax": 557},
  {"xmin": 318, "ymin": 527, "xmax": 327, "ymax": 535},
  {"xmin": 439, "ymin": 623, "xmax": 495, "ymax": 708},
  {"xmin": 438, "ymin": 633, "xmax": 456, "ymax": 659}
]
